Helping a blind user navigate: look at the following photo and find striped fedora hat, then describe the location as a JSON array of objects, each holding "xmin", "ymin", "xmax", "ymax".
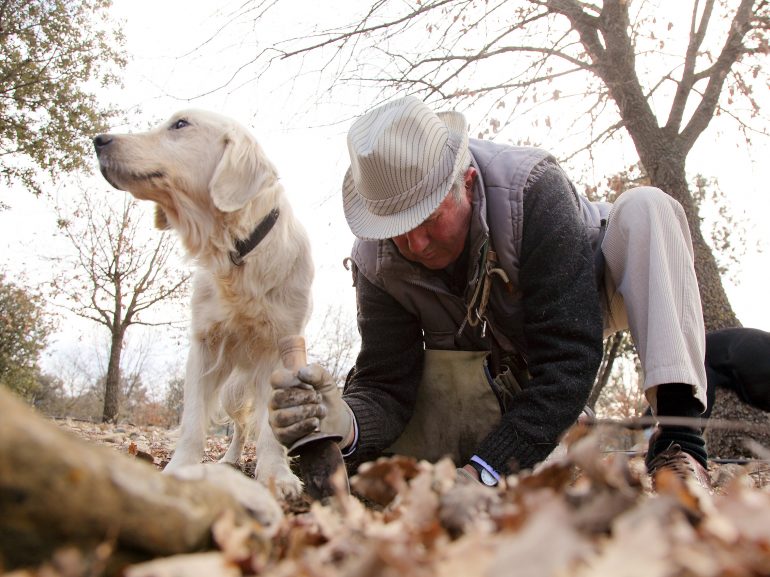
[{"xmin": 342, "ymin": 96, "xmax": 470, "ymax": 240}]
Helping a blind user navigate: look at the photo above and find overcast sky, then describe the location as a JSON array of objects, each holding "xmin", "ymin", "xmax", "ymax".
[{"xmin": 1, "ymin": 0, "xmax": 768, "ymax": 383}]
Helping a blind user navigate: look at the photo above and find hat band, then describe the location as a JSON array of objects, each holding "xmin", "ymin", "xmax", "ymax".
[{"xmin": 360, "ymin": 136, "xmax": 461, "ymax": 217}]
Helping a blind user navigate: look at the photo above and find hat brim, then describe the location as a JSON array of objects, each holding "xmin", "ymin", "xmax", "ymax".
[{"xmin": 342, "ymin": 109, "xmax": 469, "ymax": 241}]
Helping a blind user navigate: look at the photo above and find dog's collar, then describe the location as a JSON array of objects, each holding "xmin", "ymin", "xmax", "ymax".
[{"xmin": 229, "ymin": 207, "xmax": 280, "ymax": 266}]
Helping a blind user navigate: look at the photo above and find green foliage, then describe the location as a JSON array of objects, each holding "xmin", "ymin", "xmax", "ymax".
[
  {"xmin": 0, "ymin": 0, "xmax": 126, "ymax": 196},
  {"xmin": 0, "ymin": 272, "xmax": 52, "ymax": 398},
  {"xmin": 164, "ymin": 375, "xmax": 184, "ymax": 425}
]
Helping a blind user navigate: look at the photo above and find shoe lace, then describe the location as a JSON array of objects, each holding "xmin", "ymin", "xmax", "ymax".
[{"xmin": 647, "ymin": 445, "xmax": 698, "ymax": 479}]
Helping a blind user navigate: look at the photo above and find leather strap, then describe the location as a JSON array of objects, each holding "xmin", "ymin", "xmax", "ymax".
[{"xmin": 229, "ymin": 207, "xmax": 280, "ymax": 266}]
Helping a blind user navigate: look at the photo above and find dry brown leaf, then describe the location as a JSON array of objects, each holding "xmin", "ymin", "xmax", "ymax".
[
  {"xmin": 332, "ymin": 490, "xmax": 376, "ymax": 534},
  {"xmin": 569, "ymin": 487, "xmax": 640, "ymax": 535},
  {"xmin": 439, "ymin": 482, "xmax": 500, "ymax": 536},
  {"xmin": 396, "ymin": 464, "xmax": 441, "ymax": 530},
  {"xmin": 431, "ymin": 459, "xmax": 458, "ymax": 494},
  {"xmin": 309, "ymin": 499, "xmax": 348, "ymax": 542},
  {"xmin": 124, "ymin": 552, "xmax": 240, "ymax": 577},
  {"xmin": 278, "ymin": 513, "xmax": 328, "ymax": 561},
  {"xmin": 670, "ymin": 538, "xmax": 735, "ymax": 577},
  {"xmin": 212, "ymin": 510, "xmax": 255, "ymax": 563},
  {"xmin": 516, "ymin": 460, "xmax": 574, "ymax": 493},
  {"xmin": 577, "ymin": 509, "xmax": 680, "ymax": 577},
  {"xmin": 486, "ymin": 494, "xmax": 591, "ymax": 577},
  {"xmin": 568, "ymin": 431, "xmax": 640, "ymax": 491},
  {"xmin": 435, "ymin": 533, "xmax": 498, "ymax": 577},
  {"xmin": 350, "ymin": 456, "xmax": 420, "ymax": 507},
  {"xmin": 712, "ymin": 484, "xmax": 770, "ymax": 543}
]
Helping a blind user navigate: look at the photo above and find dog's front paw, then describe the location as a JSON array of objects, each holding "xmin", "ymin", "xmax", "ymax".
[
  {"xmin": 217, "ymin": 454, "xmax": 240, "ymax": 467},
  {"xmin": 256, "ymin": 464, "xmax": 303, "ymax": 500},
  {"xmin": 162, "ymin": 453, "xmax": 201, "ymax": 474}
]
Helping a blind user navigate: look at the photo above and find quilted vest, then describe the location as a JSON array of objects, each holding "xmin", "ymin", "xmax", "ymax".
[{"xmin": 350, "ymin": 139, "xmax": 610, "ymax": 356}]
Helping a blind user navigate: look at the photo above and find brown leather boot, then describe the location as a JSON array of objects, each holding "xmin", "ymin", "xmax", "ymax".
[{"xmin": 646, "ymin": 443, "xmax": 712, "ymax": 491}]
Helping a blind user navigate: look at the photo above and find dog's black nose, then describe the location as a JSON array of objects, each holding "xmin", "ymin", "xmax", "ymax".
[{"xmin": 93, "ymin": 134, "xmax": 113, "ymax": 153}]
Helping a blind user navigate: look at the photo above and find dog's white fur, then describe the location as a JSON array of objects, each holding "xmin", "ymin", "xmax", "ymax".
[{"xmin": 94, "ymin": 110, "xmax": 313, "ymax": 497}]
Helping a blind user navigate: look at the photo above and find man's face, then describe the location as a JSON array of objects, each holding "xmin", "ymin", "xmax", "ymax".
[{"xmin": 392, "ymin": 168, "xmax": 475, "ymax": 270}]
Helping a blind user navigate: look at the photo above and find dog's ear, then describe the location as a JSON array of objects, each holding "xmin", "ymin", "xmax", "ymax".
[
  {"xmin": 209, "ymin": 128, "xmax": 273, "ymax": 212},
  {"xmin": 154, "ymin": 204, "xmax": 171, "ymax": 230}
]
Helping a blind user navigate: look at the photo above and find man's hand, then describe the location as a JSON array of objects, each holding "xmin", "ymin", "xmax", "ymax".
[
  {"xmin": 458, "ymin": 459, "xmax": 500, "ymax": 487},
  {"xmin": 456, "ymin": 464, "xmax": 481, "ymax": 485},
  {"xmin": 268, "ymin": 364, "xmax": 354, "ymax": 449}
]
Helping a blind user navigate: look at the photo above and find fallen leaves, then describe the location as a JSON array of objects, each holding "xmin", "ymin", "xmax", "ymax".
[
  {"xmin": 7, "ymin": 421, "xmax": 769, "ymax": 577},
  {"xmin": 208, "ymin": 440, "xmax": 768, "ymax": 576},
  {"xmin": 125, "ymin": 552, "xmax": 241, "ymax": 577}
]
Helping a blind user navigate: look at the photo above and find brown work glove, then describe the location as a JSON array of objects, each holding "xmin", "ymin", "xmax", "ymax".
[{"xmin": 268, "ymin": 363, "xmax": 355, "ymax": 449}]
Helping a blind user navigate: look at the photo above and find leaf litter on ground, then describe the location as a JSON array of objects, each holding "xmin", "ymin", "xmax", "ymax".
[{"xmin": 3, "ymin": 419, "xmax": 769, "ymax": 577}]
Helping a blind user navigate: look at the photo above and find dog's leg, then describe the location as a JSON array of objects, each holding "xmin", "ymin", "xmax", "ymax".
[
  {"xmin": 164, "ymin": 341, "xmax": 225, "ymax": 474},
  {"xmin": 253, "ymin": 406, "xmax": 303, "ymax": 499},
  {"xmin": 219, "ymin": 421, "xmax": 247, "ymax": 466},
  {"xmin": 218, "ymin": 368, "xmax": 251, "ymax": 466},
  {"xmin": 250, "ymin": 363, "xmax": 303, "ymax": 499}
]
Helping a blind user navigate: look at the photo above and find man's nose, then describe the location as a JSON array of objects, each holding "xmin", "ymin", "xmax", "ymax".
[{"xmin": 405, "ymin": 227, "xmax": 429, "ymax": 253}]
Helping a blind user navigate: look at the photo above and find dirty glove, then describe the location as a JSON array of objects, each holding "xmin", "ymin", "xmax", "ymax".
[{"xmin": 268, "ymin": 363, "xmax": 355, "ymax": 449}]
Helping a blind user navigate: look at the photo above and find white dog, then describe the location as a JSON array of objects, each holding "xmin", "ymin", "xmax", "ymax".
[{"xmin": 94, "ymin": 110, "xmax": 313, "ymax": 498}]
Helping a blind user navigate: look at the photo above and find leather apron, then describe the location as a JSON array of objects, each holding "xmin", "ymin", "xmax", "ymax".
[{"xmin": 386, "ymin": 349, "xmax": 505, "ymax": 465}]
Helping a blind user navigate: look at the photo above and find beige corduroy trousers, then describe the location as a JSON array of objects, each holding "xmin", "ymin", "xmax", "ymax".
[{"xmin": 601, "ymin": 187, "xmax": 707, "ymax": 411}]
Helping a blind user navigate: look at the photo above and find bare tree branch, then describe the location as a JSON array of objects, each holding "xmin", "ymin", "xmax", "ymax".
[
  {"xmin": 665, "ymin": 0, "xmax": 716, "ymax": 133},
  {"xmin": 680, "ymin": 0, "xmax": 756, "ymax": 151},
  {"xmin": 215, "ymin": 0, "xmax": 769, "ymax": 332}
]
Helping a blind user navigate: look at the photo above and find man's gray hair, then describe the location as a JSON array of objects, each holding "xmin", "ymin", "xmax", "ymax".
[{"xmin": 448, "ymin": 157, "xmax": 472, "ymax": 203}]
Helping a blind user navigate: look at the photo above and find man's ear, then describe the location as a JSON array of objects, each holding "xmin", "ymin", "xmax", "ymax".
[
  {"xmin": 463, "ymin": 166, "xmax": 477, "ymax": 200},
  {"xmin": 209, "ymin": 129, "xmax": 272, "ymax": 212},
  {"xmin": 154, "ymin": 204, "xmax": 171, "ymax": 230}
]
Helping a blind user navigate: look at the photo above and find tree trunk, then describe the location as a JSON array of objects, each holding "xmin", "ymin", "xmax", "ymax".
[
  {"xmin": 102, "ymin": 326, "xmax": 124, "ymax": 423},
  {"xmin": 705, "ymin": 387, "xmax": 770, "ymax": 459},
  {"xmin": 0, "ymin": 387, "xmax": 282, "ymax": 571}
]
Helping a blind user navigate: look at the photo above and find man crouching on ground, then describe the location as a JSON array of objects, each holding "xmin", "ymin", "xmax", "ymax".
[{"xmin": 268, "ymin": 96, "xmax": 711, "ymax": 490}]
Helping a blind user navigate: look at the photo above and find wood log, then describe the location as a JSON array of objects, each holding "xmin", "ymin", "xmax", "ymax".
[{"xmin": 0, "ymin": 387, "xmax": 281, "ymax": 570}]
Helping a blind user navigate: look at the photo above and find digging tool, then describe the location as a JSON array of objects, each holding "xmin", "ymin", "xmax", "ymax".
[{"xmin": 278, "ymin": 335, "xmax": 350, "ymax": 501}]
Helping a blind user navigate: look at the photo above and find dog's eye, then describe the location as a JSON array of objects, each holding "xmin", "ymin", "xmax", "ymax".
[{"xmin": 171, "ymin": 119, "xmax": 190, "ymax": 130}]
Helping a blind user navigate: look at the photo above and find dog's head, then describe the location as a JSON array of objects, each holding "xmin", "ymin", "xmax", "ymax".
[{"xmin": 93, "ymin": 110, "xmax": 276, "ymax": 229}]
